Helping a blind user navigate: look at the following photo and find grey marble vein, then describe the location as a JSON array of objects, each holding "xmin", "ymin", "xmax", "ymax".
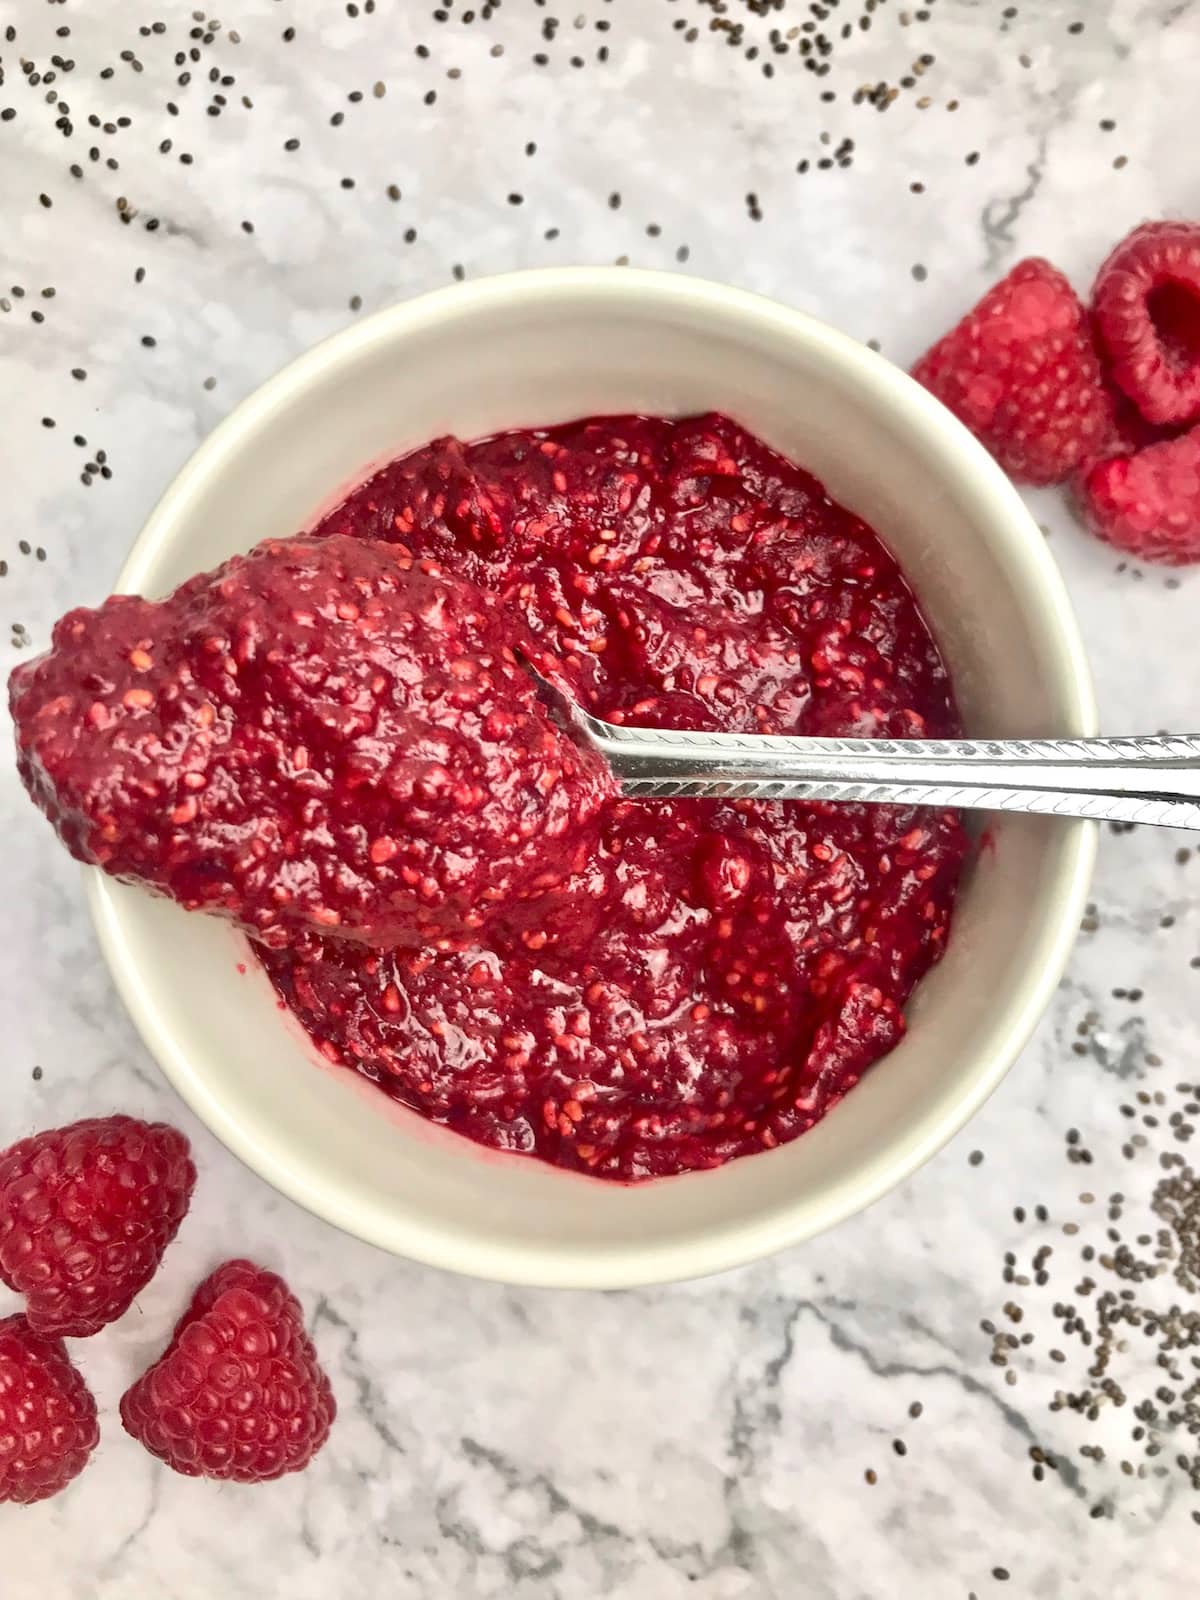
[{"xmin": 981, "ymin": 133, "xmax": 1049, "ymax": 271}]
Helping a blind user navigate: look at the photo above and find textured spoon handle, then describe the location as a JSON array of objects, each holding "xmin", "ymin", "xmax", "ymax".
[{"xmin": 578, "ymin": 719, "xmax": 1200, "ymax": 831}]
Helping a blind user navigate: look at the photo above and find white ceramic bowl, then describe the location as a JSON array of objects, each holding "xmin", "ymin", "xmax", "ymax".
[{"xmin": 87, "ymin": 268, "xmax": 1096, "ymax": 1288}]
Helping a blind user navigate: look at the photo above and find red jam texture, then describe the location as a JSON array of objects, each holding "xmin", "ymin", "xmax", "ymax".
[
  {"xmin": 10, "ymin": 536, "xmax": 615, "ymax": 949},
  {"xmin": 260, "ymin": 414, "xmax": 967, "ymax": 1180}
]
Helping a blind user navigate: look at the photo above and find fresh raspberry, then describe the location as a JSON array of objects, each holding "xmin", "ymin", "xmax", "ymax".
[
  {"xmin": 120, "ymin": 1259, "xmax": 335, "ymax": 1482},
  {"xmin": 1092, "ymin": 220, "xmax": 1200, "ymax": 426},
  {"xmin": 1074, "ymin": 423, "xmax": 1200, "ymax": 565},
  {"xmin": 0, "ymin": 1115, "xmax": 196, "ymax": 1338},
  {"xmin": 912, "ymin": 257, "xmax": 1110, "ymax": 484},
  {"xmin": 0, "ymin": 1315, "xmax": 99, "ymax": 1503},
  {"xmin": 1094, "ymin": 383, "xmax": 1181, "ymax": 461}
]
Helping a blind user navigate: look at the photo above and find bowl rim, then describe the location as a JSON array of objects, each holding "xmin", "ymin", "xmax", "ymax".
[{"xmin": 87, "ymin": 266, "xmax": 1098, "ymax": 1287}]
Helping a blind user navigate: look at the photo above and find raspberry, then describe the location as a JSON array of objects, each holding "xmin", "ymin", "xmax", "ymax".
[
  {"xmin": 1092, "ymin": 220, "xmax": 1200, "ymax": 426},
  {"xmin": 912, "ymin": 257, "xmax": 1110, "ymax": 484},
  {"xmin": 1094, "ymin": 383, "xmax": 1181, "ymax": 461},
  {"xmin": 120, "ymin": 1259, "xmax": 336, "ymax": 1482},
  {"xmin": 0, "ymin": 1315, "xmax": 99, "ymax": 1503},
  {"xmin": 1075, "ymin": 424, "xmax": 1200, "ymax": 565},
  {"xmin": 0, "ymin": 1115, "xmax": 196, "ymax": 1337}
]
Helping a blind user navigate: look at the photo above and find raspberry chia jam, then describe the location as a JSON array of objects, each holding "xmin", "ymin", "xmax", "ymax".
[
  {"xmin": 11, "ymin": 412, "xmax": 967, "ymax": 1183},
  {"xmin": 265, "ymin": 413, "xmax": 968, "ymax": 1180},
  {"xmin": 11, "ymin": 536, "xmax": 616, "ymax": 951}
]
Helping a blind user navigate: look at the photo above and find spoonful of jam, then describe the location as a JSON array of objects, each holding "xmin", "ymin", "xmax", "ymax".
[
  {"xmin": 15, "ymin": 527, "xmax": 1200, "ymax": 969},
  {"xmin": 9, "ymin": 535, "xmax": 617, "ymax": 951}
]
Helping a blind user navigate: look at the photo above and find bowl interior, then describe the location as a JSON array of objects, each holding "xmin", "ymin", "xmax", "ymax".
[{"xmin": 90, "ymin": 270, "xmax": 1095, "ymax": 1287}]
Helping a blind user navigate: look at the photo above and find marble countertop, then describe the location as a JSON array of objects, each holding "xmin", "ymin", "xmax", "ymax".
[{"xmin": 3, "ymin": 0, "xmax": 1199, "ymax": 1594}]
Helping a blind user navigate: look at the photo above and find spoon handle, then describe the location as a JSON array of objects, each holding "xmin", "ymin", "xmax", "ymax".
[{"xmin": 576, "ymin": 718, "xmax": 1200, "ymax": 831}]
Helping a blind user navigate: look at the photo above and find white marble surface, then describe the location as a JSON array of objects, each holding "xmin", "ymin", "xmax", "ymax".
[{"xmin": 3, "ymin": 0, "xmax": 1200, "ymax": 1594}]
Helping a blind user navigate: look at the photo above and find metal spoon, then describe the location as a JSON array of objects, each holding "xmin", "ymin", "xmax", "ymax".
[{"xmin": 521, "ymin": 659, "xmax": 1200, "ymax": 832}]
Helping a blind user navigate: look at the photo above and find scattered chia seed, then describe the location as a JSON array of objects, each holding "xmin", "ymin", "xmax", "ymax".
[
  {"xmin": 982, "ymin": 1014, "xmax": 1200, "ymax": 1514},
  {"xmin": 969, "ymin": 1149, "xmax": 984, "ymax": 1166}
]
